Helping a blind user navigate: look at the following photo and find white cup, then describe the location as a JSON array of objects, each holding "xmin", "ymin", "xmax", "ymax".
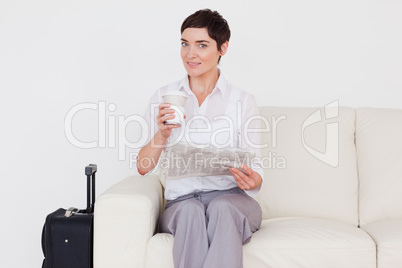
[{"xmin": 162, "ymin": 91, "xmax": 188, "ymax": 126}]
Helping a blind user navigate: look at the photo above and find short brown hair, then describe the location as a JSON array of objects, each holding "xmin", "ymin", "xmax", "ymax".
[{"xmin": 181, "ymin": 9, "xmax": 231, "ymax": 63}]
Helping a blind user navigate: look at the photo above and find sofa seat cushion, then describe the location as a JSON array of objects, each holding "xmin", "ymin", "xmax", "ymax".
[
  {"xmin": 145, "ymin": 217, "xmax": 375, "ymax": 268},
  {"xmin": 145, "ymin": 233, "xmax": 174, "ymax": 268},
  {"xmin": 361, "ymin": 219, "xmax": 402, "ymax": 268}
]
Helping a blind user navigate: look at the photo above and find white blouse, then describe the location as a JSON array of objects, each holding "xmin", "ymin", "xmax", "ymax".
[{"xmin": 135, "ymin": 70, "xmax": 264, "ymax": 200}]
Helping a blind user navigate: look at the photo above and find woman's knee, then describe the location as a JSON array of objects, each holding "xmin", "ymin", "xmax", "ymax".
[
  {"xmin": 161, "ymin": 198, "xmax": 206, "ymax": 234},
  {"xmin": 206, "ymin": 195, "xmax": 237, "ymax": 217},
  {"xmin": 176, "ymin": 198, "xmax": 205, "ymax": 215},
  {"xmin": 206, "ymin": 194, "xmax": 262, "ymax": 227}
]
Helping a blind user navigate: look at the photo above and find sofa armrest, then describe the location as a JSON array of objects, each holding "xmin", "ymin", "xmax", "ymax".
[{"xmin": 94, "ymin": 174, "xmax": 163, "ymax": 268}]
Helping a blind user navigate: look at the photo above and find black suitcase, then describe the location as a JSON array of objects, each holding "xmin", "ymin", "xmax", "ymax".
[{"xmin": 42, "ymin": 164, "xmax": 97, "ymax": 268}]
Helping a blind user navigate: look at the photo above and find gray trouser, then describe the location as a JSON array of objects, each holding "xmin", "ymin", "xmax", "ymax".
[{"xmin": 158, "ymin": 187, "xmax": 262, "ymax": 268}]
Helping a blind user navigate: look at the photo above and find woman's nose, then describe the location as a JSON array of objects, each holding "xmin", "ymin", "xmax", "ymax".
[{"xmin": 187, "ymin": 47, "xmax": 197, "ymax": 59}]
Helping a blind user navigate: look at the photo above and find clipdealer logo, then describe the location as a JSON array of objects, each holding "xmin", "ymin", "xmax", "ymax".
[
  {"xmin": 301, "ymin": 100, "xmax": 339, "ymax": 167},
  {"xmin": 63, "ymin": 100, "xmax": 340, "ymax": 168}
]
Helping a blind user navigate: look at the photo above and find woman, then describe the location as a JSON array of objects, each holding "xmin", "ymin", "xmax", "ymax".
[{"xmin": 136, "ymin": 9, "xmax": 263, "ymax": 268}]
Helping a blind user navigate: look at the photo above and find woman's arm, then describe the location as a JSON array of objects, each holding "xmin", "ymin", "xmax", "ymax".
[{"xmin": 137, "ymin": 103, "xmax": 182, "ymax": 175}]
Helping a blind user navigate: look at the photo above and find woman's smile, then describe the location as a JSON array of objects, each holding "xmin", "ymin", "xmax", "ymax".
[{"xmin": 187, "ymin": 61, "xmax": 201, "ymax": 67}]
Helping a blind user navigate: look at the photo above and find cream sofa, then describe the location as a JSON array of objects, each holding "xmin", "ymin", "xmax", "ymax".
[{"xmin": 94, "ymin": 106, "xmax": 402, "ymax": 268}]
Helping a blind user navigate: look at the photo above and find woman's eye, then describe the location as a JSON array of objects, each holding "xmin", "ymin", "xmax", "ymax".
[
  {"xmin": 199, "ymin": 44, "xmax": 207, "ymax": 48},
  {"xmin": 181, "ymin": 42, "xmax": 188, "ymax": 47}
]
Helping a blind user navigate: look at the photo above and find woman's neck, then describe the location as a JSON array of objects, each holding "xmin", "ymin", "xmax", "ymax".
[{"xmin": 188, "ymin": 67, "xmax": 219, "ymax": 97}]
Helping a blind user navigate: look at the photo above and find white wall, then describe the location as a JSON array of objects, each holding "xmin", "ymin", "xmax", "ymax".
[{"xmin": 0, "ymin": 0, "xmax": 401, "ymax": 267}]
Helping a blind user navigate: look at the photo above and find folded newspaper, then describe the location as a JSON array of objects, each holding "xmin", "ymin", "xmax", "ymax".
[{"xmin": 162, "ymin": 143, "xmax": 256, "ymax": 180}]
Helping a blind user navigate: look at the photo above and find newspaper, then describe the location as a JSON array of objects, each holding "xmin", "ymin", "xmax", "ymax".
[{"xmin": 163, "ymin": 143, "xmax": 256, "ymax": 180}]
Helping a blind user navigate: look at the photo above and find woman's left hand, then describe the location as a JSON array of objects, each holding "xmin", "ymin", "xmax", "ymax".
[{"xmin": 229, "ymin": 164, "xmax": 262, "ymax": 190}]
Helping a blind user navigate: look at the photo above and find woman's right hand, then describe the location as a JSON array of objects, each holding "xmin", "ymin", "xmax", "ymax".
[{"xmin": 156, "ymin": 103, "xmax": 182, "ymax": 140}]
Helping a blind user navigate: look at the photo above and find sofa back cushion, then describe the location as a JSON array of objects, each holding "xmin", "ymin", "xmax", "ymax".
[
  {"xmin": 254, "ymin": 106, "xmax": 358, "ymax": 226},
  {"xmin": 356, "ymin": 108, "xmax": 402, "ymax": 226}
]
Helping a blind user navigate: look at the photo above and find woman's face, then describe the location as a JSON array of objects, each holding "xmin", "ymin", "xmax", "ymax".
[{"xmin": 180, "ymin": 27, "xmax": 227, "ymax": 78}]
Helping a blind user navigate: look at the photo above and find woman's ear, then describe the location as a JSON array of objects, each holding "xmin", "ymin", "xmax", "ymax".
[{"xmin": 220, "ymin": 41, "xmax": 229, "ymax": 56}]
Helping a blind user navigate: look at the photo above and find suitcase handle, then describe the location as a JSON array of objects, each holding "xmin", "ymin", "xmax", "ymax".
[
  {"xmin": 85, "ymin": 164, "xmax": 97, "ymax": 176},
  {"xmin": 85, "ymin": 164, "xmax": 97, "ymax": 214}
]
